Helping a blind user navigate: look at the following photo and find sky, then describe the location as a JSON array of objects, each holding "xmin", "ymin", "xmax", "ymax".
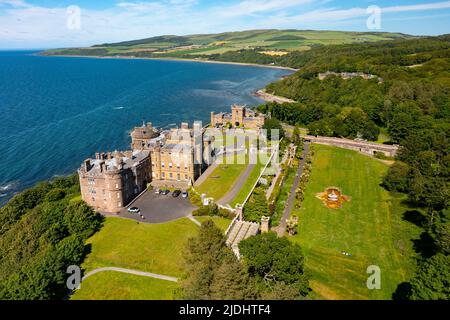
[{"xmin": 0, "ymin": 0, "xmax": 449, "ymax": 49}]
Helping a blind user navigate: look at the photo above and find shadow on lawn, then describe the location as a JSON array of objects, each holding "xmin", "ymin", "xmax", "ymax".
[{"xmin": 403, "ymin": 210, "xmax": 428, "ymax": 228}]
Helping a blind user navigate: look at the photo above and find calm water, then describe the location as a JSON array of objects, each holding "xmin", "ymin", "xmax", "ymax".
[{"xmin": 0, "ymin": 51, "xmax": 291, "ymax": 205}]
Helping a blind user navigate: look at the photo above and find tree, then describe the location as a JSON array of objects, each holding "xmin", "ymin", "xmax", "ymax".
[
  {"xmin": 210, "ymin": 253, "xmax": 256, "ymax": 300},
  {"xmin": 361, "ymin": 121, "xmax": 380, "ymax": 141},
  {"xmin": 382, "ymin": 162, "xmax": 410, "ymax": 192},
  {"xmin": 0, "ymin": 175, "xmax": 102, "ymax": 300},
  {"xmin": 409, "ymin": 254, "xmax": 450, "ymax": 300},
  {"xmin": 388, "ymin": 112, "xmax": 415, "ymax": 144},
  {"xmin": 432, "ymin": 211, "xmax": 450, "ymax": 255},
  {"xmin": 180, "ymin": 220, "xmax": 255, "ymax": 300},
  {"xmin": 63, "ymin": 202, "xmax": 102, "ymax": 239},
  {"xmin": 292, "ymin": 126, "xmax": 302, "ymax": 145},
  {"xmin": 263, "ymin": 118, "xmax": 284, "ymax": 140},
  {"xmin": 45, "ymin": 188, "xmax": 66, "ymax": 202},
  {"xmin": 239, "ymin": 232, "xmax": 309, "ymax": 297}
]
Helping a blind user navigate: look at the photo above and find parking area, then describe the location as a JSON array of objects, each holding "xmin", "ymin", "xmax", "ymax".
[{"xmin": 119, "ymin": 190, "xmax": 197, "ymax": 224}]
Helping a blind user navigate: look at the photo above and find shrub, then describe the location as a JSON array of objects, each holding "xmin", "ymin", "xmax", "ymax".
[{"xmin": 45, "ymin": 189, "xmax": 66, "ymax": 202}]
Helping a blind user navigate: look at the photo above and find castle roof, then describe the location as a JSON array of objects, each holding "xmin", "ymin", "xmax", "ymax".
[{"xmin": 81, "ymin": 150, "xmax": 149, "ymax": 176}]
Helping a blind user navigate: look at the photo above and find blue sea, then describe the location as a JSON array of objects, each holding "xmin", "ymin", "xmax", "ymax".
[{"xmin": 0, "ymin": 51, "xmax": 292, "ymax": 205}]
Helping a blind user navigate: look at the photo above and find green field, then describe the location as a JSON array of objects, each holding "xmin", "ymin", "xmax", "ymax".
[
  {"xmin": 291, "ymin": 144, "xmax": 422, "ymax": 300},
  {"xmin": 195, "ymin": 154, "xmax": 248, "ymax": 201},
  {"xmin": 72, "ymin": 272, "xmax": 178, "ymax": 300},
  {"xmin": 230, "ymin": 162, "xmax": 264, "ymax": 207},
  {"xmin": 45, "ymin": 29, "xmax": 412, "ymax": 59},
  {"xmin": 82, "ymin": 217, "xmax": 199, "ymax": 277},
  {"xmin": 72, "ymin": 215, "xmax": 231, "ymax": 300},
  {"xmin": 195, "ymin": 216, "xmax": 231, "ymax": 231}
]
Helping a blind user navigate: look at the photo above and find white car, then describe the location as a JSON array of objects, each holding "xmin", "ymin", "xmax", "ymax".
[{"xmin": 127, "ymin": 207, "xmax": 140, "ymax": 214}]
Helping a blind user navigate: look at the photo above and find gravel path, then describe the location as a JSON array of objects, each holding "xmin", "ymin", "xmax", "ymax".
[
  {"xmin": 217, "ymin": 164, "xmax": 255, "ymax": 206},
  {"xmin": 82, "ymin": 267, "xmax": 178, "ymax": 282},
  {"xmin": 276, "ymin": 142, "xmax": 310, "ymax": 237}
]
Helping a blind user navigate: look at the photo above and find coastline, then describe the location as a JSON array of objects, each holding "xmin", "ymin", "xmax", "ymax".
[
  {"xmin": 39, "ymin": 52, "xmax": 299, "ymax": 72},
  {"xmin": 254, "ymin": 89, "xmax": 296, "ymax": 104}
]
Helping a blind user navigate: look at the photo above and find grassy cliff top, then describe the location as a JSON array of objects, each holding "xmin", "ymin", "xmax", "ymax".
[{"xmin": 43, "ymin": 29, "xmax": 414, "ymax": 59}]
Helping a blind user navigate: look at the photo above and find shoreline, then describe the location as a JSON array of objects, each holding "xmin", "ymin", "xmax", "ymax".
[
  {"xmin": 253, "ymin": 89, "xmax": 296, "ymax": 104},
  {"xmin": 39, "ymin": 52, "xmax": 299, "ymax": 72}
]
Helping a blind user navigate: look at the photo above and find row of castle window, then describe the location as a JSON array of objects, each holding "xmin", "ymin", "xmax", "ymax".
[
  {"xmin": 155, "ymin": 172, "xmax": 188, "ymax": 180},
  {"xmin": 89, "ymin": 188, "xmax": 120, "ymax": 199},
  {"xmin": 158, "ymin": 162, "xmax": 188, "ymax": 169}
]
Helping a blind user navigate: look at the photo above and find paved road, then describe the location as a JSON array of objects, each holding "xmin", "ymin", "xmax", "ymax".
[
  {"xmin": 187, "ymin": 214, "xmax": 201, "ymax": 226},
  {"xmin": 276, "ymin": 142, "xmax": 310, "ymax": 237},
  {"xmin": 120, "ymin": 191, "xmax": 196, "ymax": 223},
  {"xmin": 217, "ymin": 164, "xmax": 255, "ymax": 206},
  {"xmin": 82, "ymin": 267, "xmax": 178, "ymax": 282}
]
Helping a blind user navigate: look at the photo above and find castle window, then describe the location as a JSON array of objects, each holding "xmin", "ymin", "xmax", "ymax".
[
  {"xmin": 161, "ymin": 162, "xmax": 165, "ymax": 168},
  {"xmin": 169, "ymin": 173, "xmax": 173, "ymax": 178},
  {"xmin": 177, "ymin": 164, "xmax": 180, "ymax": 168},
  {"xmin": 115, "ymin": 184, "xmax": 119, "ymax": 189},
  {"xmin": 162, "ymin": 172, "xmax": 165, "ymax": 178},
  {"xmin": 169, "ymin": 163, "xmax": 172, "ymax": 168},
  {"xmin": 177, "ymin": 174, "xmax": 180, "ymax": 181},
  {"xmin": 117, "ymin": 193, "xmax": 120, "ymax": 199},
  {"xmin": 185, "ymin": 174, "xmax": 188, "ymax": 180}
]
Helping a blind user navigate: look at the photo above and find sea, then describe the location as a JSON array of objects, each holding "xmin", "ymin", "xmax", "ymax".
[{"xmin": 0, "ymin": 51, "xmax": 292, "ymax": 206}]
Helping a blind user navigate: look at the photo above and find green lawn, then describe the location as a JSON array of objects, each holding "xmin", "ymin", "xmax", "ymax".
[
  {"xmin": 195, "ymin": 216, "xmax": 231, "ymax": 232},
  {"xmin": 290, "ymin": 144, "xmax": 422, "ymax": 300},
  {"xmin": 230, "ymin": 161, "xmax": 266, "ymax": 207},
  {"xmin": 72, "ymin": 271, "xmax": 178, "ymax": 300},
  {"xmin": 74, "ymin": 215, "xmax": 232, "ymax": 300},
  {"xmin": 195, "ymin": 155, "xmax": 248, "ymax": 201},
  {"xmin": 82, "ymin": 217, "xmax": 199, "ymax": 277}
]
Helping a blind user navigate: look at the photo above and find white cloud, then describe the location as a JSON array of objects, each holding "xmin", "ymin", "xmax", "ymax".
[
  {"xmin": 282, "ymin": 1, "xmax": 450, "ymax": 24},
  {"xmin": 0, "ymin": 0, "xmax": 29, "ymax": 7},
  {"xmin": 218, "ymin": 0, "xmax": 315, "ymax": 18},
  {"xmin": 1, "ymin": 0, "xmax": 450, "ymax": 48}
]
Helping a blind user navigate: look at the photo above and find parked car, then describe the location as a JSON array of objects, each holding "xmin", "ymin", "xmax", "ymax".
[
  {"xmin": 181, "ymin": 191, "xmax": 188, "ymax": 198},
  {"xmin": 160, "ymin": 189, "xmax": 170, "ymax": 195},
  {"xmin": 154, "ymin": 188, "xmax": 161, "ymax": 194},
  {"xmin": 128, "ymin": 207, "xmax": 140, "ymax": 214},
  {"xmin": 172, "ymin": 190, "xmax": 181, "ymax": 197}
]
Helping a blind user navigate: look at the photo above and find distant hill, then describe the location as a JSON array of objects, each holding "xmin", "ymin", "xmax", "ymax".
[{"xmin": 43, "ymin": 29, "xmax": 415, "ymax": 63}]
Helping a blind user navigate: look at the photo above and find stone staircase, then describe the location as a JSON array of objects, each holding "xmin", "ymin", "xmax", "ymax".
[{"xmin": 226, "ymin": 220, "xmax": 259, "ymax": 257}]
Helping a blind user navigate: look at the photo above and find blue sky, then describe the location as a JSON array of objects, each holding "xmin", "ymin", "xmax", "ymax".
[{"xmin": 1, "ymin": 0, "xmax": 450, "ymax": 49}]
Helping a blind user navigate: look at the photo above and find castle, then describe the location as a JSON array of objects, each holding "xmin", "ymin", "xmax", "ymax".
[
  {"xmin": 79, "ymin": 121, "xmax": 213, "ymax": 213},
  {"xmin": 210, "ymin": 104, "xmax": 265, "ymax": 129}
]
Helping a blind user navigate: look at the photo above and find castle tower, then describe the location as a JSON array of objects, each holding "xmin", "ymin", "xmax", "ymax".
[
  {"xmin": 231, "ymin": 105, "xmax": 245, "ymax": 127},
  {"xmin": 210, "ymin": 112, "xmax": 215, "ymax": 127},
  {"xmin": 261, "ymin": 216, "xmax": 270, "ymax": 233}
]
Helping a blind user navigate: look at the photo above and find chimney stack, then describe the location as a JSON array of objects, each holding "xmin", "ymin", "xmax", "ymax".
[
  {"xmin": 99, "ymin": 160, "xmax": 105, "ymax": 173},
  {"xmin": 84, "ymin": 159, "xmax": 91, "ymax": 171}
]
